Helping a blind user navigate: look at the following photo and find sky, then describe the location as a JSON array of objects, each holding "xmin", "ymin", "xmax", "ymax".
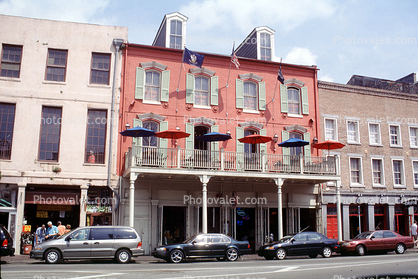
[{"xmin": 1, "ymin": 0, "xmax": 417, "ymax": 84}]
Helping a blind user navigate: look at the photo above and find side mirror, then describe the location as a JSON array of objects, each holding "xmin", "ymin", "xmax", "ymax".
[
  {"xmin": 65, "ymin": 236, "xmax": 71, "ymax": 241},
  {"xmin": 191, "ymin": 240, "xmax": 196, "ymax": 245},
  {"xmin": 370, "ymin": 236, "xmax": 375, "ymax": 240},
  {"xmin": 290, "ymin": 238, "xmax": 295, "ymax": 243}
]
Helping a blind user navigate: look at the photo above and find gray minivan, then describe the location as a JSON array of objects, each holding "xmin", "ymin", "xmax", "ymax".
[{"xmin": 30, "ymin": 226, "xmax": 144, "ymax": 263}]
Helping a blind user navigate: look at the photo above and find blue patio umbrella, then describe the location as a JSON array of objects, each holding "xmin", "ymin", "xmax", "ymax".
[
  {"xmin": 278, "ymin": 138, "xmax": 310, "ymax": 147},
  {"xmin": 119, "ymin": 126, "xmax": 155, "ymax": 137},
  {"xmin": 196, "ymin": 132, "xmax": 232, "ymax": 142}
]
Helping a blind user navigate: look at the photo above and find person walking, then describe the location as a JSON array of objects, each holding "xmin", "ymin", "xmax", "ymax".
[
  {"xmin": 412, "ymin": 220, "xmax": 417, "ymax": 248},
  {"xmin": 35, "ymin": 224, "xmax": 46, "ymax": 245}
]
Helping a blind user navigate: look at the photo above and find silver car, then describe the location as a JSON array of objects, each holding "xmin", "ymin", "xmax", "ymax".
[{"xmin": 30, "ymin": 226, "xmax": 144, "ymax": 264}]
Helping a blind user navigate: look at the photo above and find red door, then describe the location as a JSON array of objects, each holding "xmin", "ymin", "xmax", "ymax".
[{"xmin": 327, "ymin": 215, "xmax": 338, "ymax": 239}]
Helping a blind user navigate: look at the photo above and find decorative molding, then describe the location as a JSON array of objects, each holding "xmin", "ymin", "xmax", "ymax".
[
  {"xmin": 140, "ymin": 61, "xmax": 168, "ymax": 71},
  {"xmin": 211, "ymin": 106, "xmax": 219, "ymax": 113},
  {"xmin": 188, "ymin": 116, "xmax": 216, "ymax": 126},
  {"xmin": 136, "ymin": 112, "xmax": 166, "ymax": 122},
  {"xmin": 190, "ymin": 67, "xmax": 216, "ymax": 77},
  {"xmin": 239, "ymin": 121, "xmax": 264, "ymax": 130},
  {"xmin": 284, "ymin": 78, "xmax": 305, "ymax": 87},
  {"xmin": 185, "ymin": 104, "xmax": 193, "ymax": 111},
  {"xmin": 284, "ymin": 124, "xmax": 307, "ymax": 133},
  {"xmin": 236, "ymin": 109, "xmax": 243, "ymax": 115},
  {"xmin": 239, "ymin": 73, "xmax": 263, "ymax": 82},
  {"xmin": 161, "ymin": 102, "xmax": 169, "ymax": 109}
]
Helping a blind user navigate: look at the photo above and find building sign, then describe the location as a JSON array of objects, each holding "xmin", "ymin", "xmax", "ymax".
[
  {"xmin": 23, "ymin": 225, "xmax": 31, "ymax": 232},
  {"xmin": 37, "ymin": 204, "xmax": 72, "ymax": 211},
  {"xmin": 36, "ymin": 211, "xmax": 49, "ymax": 218}
]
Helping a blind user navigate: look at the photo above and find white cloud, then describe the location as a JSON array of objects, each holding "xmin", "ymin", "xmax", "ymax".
[
  {"xmin": 318, "ymin": 74, "xmax": 334, "ymax": 82},
  {"xmin": 180, "ymin": 0, "xmax": 337, "ymax": 34},
  {"xmin": 0, "ymin": 0, "xmax": 112, "ymax": 24},
  {"xmin": 283, "ymin": 47, "xmax": 317, "ymax": 66}
]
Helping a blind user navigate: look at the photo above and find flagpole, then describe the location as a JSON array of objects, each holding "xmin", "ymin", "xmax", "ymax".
[
  {"xmin": 177, "ymin": 48, "xmax": 186, "ymax": 93},
  {"xmin": 225, "ymin": 42, "xmax": 236, "ymax": 119}
]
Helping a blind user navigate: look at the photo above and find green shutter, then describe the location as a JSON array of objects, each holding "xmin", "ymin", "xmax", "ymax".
[
  {"xmin": 281, "ymin": 130, "xmax": 290, "ymax": 165},
  {"xmin": 135, "ymin": 67, "xmax": 145, "ymax": 100},
  {"xmin": 236, "ymin": 126, "xmax": 244, "ymax": 171},
  {"xmin": 210, "ymin": 76, "xmax": 218, "ymax": 106},
  {"xmin": 303, "ymin": 132, "xmax": 311, "ymax": 162},
  {"xmin": 159, "ymin": 121, "xmax": 168, "ymax": 149},
  {"xmin": 258, "ymin": 81, "xmax": 266, "ymax": 111},
  {"xmin": 280, "ymin": 84, "xmax": 288, "ymax": 113},
  {"xmin": 301, "ymin": 86, "xmax": 309, "ymax": 115},
  {"xmin": 161, "ymin": 70, "xmax": 170, "ymax": 102},
  {"xmin": 211, "ymin": 125, "xmax": 219, "ymax": 162},
  {"xmin": 260, "ymin": 129, "xmax": 267, "ymax": 153},
  {"xmin": 186, "ymin": 73, "xmax": 195, "ymax": 104},
  {"xmin": 236, "ymin": 79, "xmax": 244, "ymax": 109},
  {"xmin": 185, "ymin": 122, "xmax": 194, "ymax": 150},
  {"xmin": 133, "ymin": 119, "xmax": 143, "ymax": 146}
]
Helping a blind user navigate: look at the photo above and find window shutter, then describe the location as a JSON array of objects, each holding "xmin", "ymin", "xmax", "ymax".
[
  {"xmin": 281, "ymin": 130, "xmax": 290, "ymax": 164},
  {"xmin": 301, "ymin": 86, "xmax": 309, "ymax": 115},
  {"xmin": 280, "ymin": 84, "xmax": 288, "ymax": 113},
  {"xmin": 133, "ymin": 119, "xmax": 142, "ymax": 146},
  {"xmin": 258, "ymin": 81, "xmax": 266, "ymax": 111},
  {"xmin": 303, "ymin": 132, "xmax": 311, "ymax": 162},
  {"xmin": 260, "ymin": 129, "xmax": 267, "ymax": 153},
  {"xmin": 211, "ymin": 125, "xmax": 219, "ymax": 161},
  {"xmin": 159, "ymin": 121, "xmax": 168, "ymax": 149},
  {"xmin": 135, "ymin": 67, "xmax": 145, "ymax": 100},
  {"xmin": 236, "ymin": 126, "xmax": 244, "ymax": 170},
  {"xmin": 186, "ymin": 73, "xmax": 195, "ymax": 104},
  {"xmin": 236, "ymin": 79, "xmax": 244, "ymax": 109},
  {"xmin": 185, "ymin": 122, "xmax": 194, "ymax": 150},
  {"xmin": 160, "ymin": 70, "xmax": 170, "ymax": 102},
  {"xmin": 210, "ymin": 76, "xmax": 218, "ymax": 106}
]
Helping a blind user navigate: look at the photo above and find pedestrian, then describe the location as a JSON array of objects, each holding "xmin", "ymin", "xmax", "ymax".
[
  {"xmin": 35, "ymin": 224, "xmax": 46, "ymax": 245},
  {"xmin": 57, "ymin": 221, "xmax": 66, "ymax": 236},
  {"xmin": 45, "ymin": 221, "xmax": 59, "ymax": 240},
  {"xmin": 65, "ymin": 224, "xmax": 71, "ymax": 234},
  {"xmin": 412, "ymin": 220, "xmax": 417, "ymax": 248}
]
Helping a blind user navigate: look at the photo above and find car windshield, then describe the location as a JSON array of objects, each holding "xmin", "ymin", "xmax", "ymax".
[
  {"xmin": 57, "ymin": 231, "xmax": 72, "ymax": 239},
  {"xmin": 278, "ymin": 236, "xmax": 293, "ymax": 243},
  {"xmin": 354, "ymin": 231, "xmax": 373, "ymax": 239},
  {"xmin": 183, "ymin": 235, "xmax": 197, "ymax": 243}
]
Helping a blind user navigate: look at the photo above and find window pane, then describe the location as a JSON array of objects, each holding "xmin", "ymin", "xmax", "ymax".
[
  {"xmin": 372, "ymin": 159, "xmax": 382, "ymax": 184},
  {"xmin": 369, "ymin": 124, "xmax": 379, "ymax": 144},
  {"xmin": 347, "ymin": 121, "xmax": 358, "ymax": 142},
  {"xmin": 0, "ymin": 103, "xmax": 16, "ymax": 159},
  {"xmin": 410, "ymin": 128, "xmax": 418, "ymax": 147},
  {"xmin": 243, "ymin": 82, "xmax": 257, "ymax": 110},
  {"xmin": 414, "ymin": 161, "xmax": 418, "ymax": 185},
  {"xmin": 142, "ymin": 122, "xmax": 158, "ymax": 147},
  {"xmin": 46, "ymin": 49, "xmax": 67, "ymax": 82},
  {"xmin": 91, "ymin": 53, "xmax": 111, "ymax": 85},
  {"xmin": 39, "ymin": 107, "xmax": 62, "ymax": 161},
  {"xmin": 144, "ymin": 71, "xmax": 160, "ymax": 101},
  {"xmin": 392, "ymin": 160, "xmax": 403, "ymax": 185},
  {"xmin": 325, "ymin": 119, "xmax": 335, "ymax": 140},
  {"xmin": 350, "ymin": 158, "xmax": 360, "ymax": 183},
  {"xmin": 390, "ymin": 125, "xmax": 399, "ymax": 145},
  {"xmin": 85, "ymin": 110, "xmax": 107, "ymax": 164},
  {"xmin": 1, "ymin": 45, "xmax": 22, "ymax": 78},
  {"xmin": 195, "ymin": 76, "xmax": 209, "ymax": 106}
]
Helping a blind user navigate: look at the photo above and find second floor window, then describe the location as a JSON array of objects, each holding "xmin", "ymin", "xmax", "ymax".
[
  {"xmin": 347, "ymin": 121, "xmax": 359, "ymax": 143},
  {"xmin": 392, "ymin": 160, "xmax": 404, "ymax": 186},
  {"xmin": 350, "ymin": 157, "xmax": 362, "ymax": 185},
  {"xmin": 85, "ymin": 109, "xmax": 107, "ymax": 164},
  {"xmin": 325, "ymin": 119, "xmax": 337, "ymax": 140},
  {"xmin": 46, "ymin": 49, "xmax": 67, "ymax": 82},
  {"xmin": 410, "ymin": 127, "xmax": 418, "ymax": 148},
  {"xmin": 287, "ymin": 88, "xmax": 300, "ymax": 115},
  {"xmin": 369, "ymin": 123, "xmax": 381, "ymax": 145},
  {"xmin": 194, "ymin": 76, "xmax": 209, "ymax": 106},
  {"xmin": 39, "ymin": 107, "xmax": 62, "ymax": 161},
  {"xmin": 372, "ymin": 159, "xmax": 384, "ymax": 185},
  {"xmin": 389, "ymin": 125, "xmax": 401, "ymax": 146},
  {"xmin": 1, "ymin": 44, "xmax": 22, "ymax": 78},
  {"xmin": 0, "ymin": 103, "xmax": 16, "ymax": 160},
  {"xmin": 243, "ymin": 82, "xmax": 257, "ymax": 110},
  {"xmin": 91, "ymin": 53, "xmax": 111, "ymax": 85},
  {"xmin": 144, "ymin": 71, "xmax": 161, "ymax": 102},
  {"xmin": 142, "ymin": 121, "xmax": 159, "ymax": 147},
  {"xmin": 260, "ymin": 33, "xmax": 271, "ymax": 61},
  {"xmin": 413, "ymin": 161, "xmax": 418, "ymax": 186},
  {"xmin": 170, "ymin": 20, "xmax": 182, "ymax": 49}
]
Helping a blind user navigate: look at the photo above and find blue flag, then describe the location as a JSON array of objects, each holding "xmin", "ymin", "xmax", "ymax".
[
  {"xmin": 278, "ymin": 65, "xmax": 285, "ymax": 84},
  {"xmin": 182, "ymin": 47, "xmax": 204, "ymax": 68}
]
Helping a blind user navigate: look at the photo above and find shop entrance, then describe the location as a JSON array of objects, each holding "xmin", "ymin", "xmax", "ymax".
[
  {"xmin": 199, "ymin": 207, "xmax": 220, "ymax": 233},
  {"xmin": 235, "ymin": 207, "xmax": 255, "ymax": 251},
  {"xmin": 374, "ymin": 205, "xmax": 387, "ymax": 230},
  {"xmin": 349, "ymin": 204, "xmax": 367, "ymax": 239},
  {"xmin": 326, "ymin": 204, "xmax": 338, "ymax": 239},
  {"xmin": 300, "ymin": 208, "xmax": 316, "ymax": 231},
  {"xmin": 162, "ymin": 206, "xmax": 186, "ymax": 244},
  {"xmin": 394, "ymin": 204, "xmax": 408, "ymax": 236}
]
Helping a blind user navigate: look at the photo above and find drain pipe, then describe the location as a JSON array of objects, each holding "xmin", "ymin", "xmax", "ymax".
[{"xmin": 108, "ymin": 38, "xmax": 124, "ymax": 223}]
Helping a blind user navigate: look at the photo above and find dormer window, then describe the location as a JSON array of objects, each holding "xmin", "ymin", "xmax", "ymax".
[
  {"xmin": 170, "ymin": 20, "xmax": 182, "ymax": 49},
  {"xmin": 260, "ymin": 33, "xmax": 271, "ymax": 61}
]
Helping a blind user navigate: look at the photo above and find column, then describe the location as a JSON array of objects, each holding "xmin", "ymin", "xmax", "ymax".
[
  {"xmin": 388, "ymin": 204, "xmax": 395, "ymax": 231},
  {"xmin": 79, "ymin": 184, "xmax": 89, "ymax": 227},
  {"xmin": 198, "ymin": 175, "xmax": 211, "ymax": 234},
  {"xmin": 342, "ymin": 204, "xmax": 350, "ymax": 240},
  {"xmin": 150, "ymin": 199, "xmax": 159, "ymax": 248},
  {"xmin": 274, "ymin": 178, "xmax": 284, "ymax": 240},
  {"xmin": 129, "ymin": 177, "xmax": 136, "ymax": 228},
  {"xmin": 16, "ymin": 182, "xmax": 27, "ymax": 254},
  {"xmin": 367, "ymin": 204, "xmax": 375, "ymax": 231},
  {"xmin": 336, "ymin": 180, "xmax": 343, "ymax": 242}
]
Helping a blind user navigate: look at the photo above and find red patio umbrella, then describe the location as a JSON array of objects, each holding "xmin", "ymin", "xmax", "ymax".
[
  {"xmin": 238, "ymin": 134, "xmax": 272, "ymax": 144},
  {"xmin": 313, "ymin": 140, "xmax": 345, "ymax": 155},
  {"xmin": 154, "ymin": 129, "xmax": 190, "ymax": 139}
]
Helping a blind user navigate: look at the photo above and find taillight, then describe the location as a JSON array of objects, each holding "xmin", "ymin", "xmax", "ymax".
[
  {"xmin": 137, "ymin": 241, "xmax": 142, "ymax": 249},
  {"xmin": 248, "ymin": 244, "xmax": 250, "ymax": 249},
  {"xmin": 2, "ymin": 239, "xmax": 8, "ymax": 247}
]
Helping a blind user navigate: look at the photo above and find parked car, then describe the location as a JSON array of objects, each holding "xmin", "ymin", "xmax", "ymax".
[
  {"xmin": 30, "ymin": 226, "xmax": 144, "ymax": 264},
  {"xmin": 152, "ymin": 233, "xmax": 251, "ymax": 263},
  {"xmin": 258, "ymin": 231, "xmax": 340, "ymax": 260},
  {"xmin": 0, "ymin": 224, "xmax": 15, "ymax": 257},
  {"xmin": 340, "ymin": 230, "xmax": 414, "ymax": 256}
]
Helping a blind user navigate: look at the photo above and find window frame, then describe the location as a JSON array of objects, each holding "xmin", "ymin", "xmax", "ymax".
[
  {"xmin": 142, "ymin": 121, "xmax": 159, "ymax": 147},
  {"xmin": 409, "ymin": 126, "xmax": 418, "ymax": 149},
  {"xmin": 371, "ymin": 157, "xmax": 385, "ymax": 187},
  {"xmin": 388, "ymin": 124, "xmax": 402, "ymax": 147},
  {"xmin": 412, "ymin": 160, "xmax": 418, "ymax": 188},
  {"xmin": 391, "ymin": 159, "xmax": 405, "ymax": 188},
  {"xmin": 287, "ymin": 87, "xmax": 301, "ymax": 116},
  {"xmin": 324, "ymin": 118, "xmax": 338, "ymax": 141},
  {"xmin": 143, "ymin": 70, "xmax": 161, "ymax": 103},
  {"xmin": 169, "ymin": 19, "xmax": 182, "ymax": 49},
  {"xmin": 243, "ymin": 81, "xmax": 258, "ymax": 111},
  {"xmin": 259, "ymin": 32, "xmax": 271, "ymax": 61},
  {"xmin": 1, "ymin": 44, "xmax": 23, "ymax": 78},
  {"xmin": 346, "ymin": 120, "xmax": 360, "ymax": 144},
  {"xmin": 0, "ymin": 103, "xmax": 16, "ymax": 160},
  {"xmin": 85, "ymin": 109, "xmax": 107, "ymax": 164},
  {"xmin": 194, "ymin": 75, "xmax": 210, "ymax": 107},
  {"xmin": 90, "ymin": 52, "xmax": 111, "ymax": 85},
  {"xmin": 45, "ymin": 48, "xmax": 68, "ymax": 82},
  {"xmin": 368, "ymin": 122, "xmax": 382, "ymax": 146},
  {"xmin": 38, "ymin": 106, "xmax": 62, "ymax": 162},
  {"xmin": 349, "ymin": 157, "xmax": 363, "ymax": 187}
]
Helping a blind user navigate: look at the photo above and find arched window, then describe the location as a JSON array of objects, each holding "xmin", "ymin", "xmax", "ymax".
[
  {"xmin": 289, "ymin": 132, "xmax": 303, "ymax": 156},
  {"xmin": 287, "ymin": 87, "xmax": 301, "ymax": 115},
  {"xmin": 142, "ymin": 121, "xmax": 159, "ymax": 147},
  {"xmin": 194, "ymin": 76, "xmax": 209, "ymax": 106},
  {"xmin": 244, "ymin": 81, "xmax": 257, "ymax": 110},
  {"xmin": 144, "ymin": 71, "xmax": 161, "ymax": 102}
]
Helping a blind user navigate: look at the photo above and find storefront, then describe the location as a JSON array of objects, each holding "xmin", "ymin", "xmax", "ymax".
[
  {"xmin": 0, "ymin": 183, "xmax": 18, "ymax": 248},
  {"xmin": 86, "ymin": 188, "xmax": 112, "ymax": 226}
]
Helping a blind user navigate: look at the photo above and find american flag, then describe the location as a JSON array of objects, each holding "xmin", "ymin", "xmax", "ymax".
[{"xmin": 231, "ymin": 51, "xmax": 240, "ymax": 69}]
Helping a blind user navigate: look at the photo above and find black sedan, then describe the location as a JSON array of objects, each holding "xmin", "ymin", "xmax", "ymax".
[
  {"xmin": 258, "ymin": 231, "xmax": 340, "ymax": 260},
  {"xmin": 152, "ymin": 233, "xmax": 251, "ymax": 263}
]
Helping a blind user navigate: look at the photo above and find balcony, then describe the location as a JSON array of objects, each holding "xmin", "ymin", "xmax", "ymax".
[{"xmin": 125, "ymin": 146, "xmax": 337, "ymax": 175}]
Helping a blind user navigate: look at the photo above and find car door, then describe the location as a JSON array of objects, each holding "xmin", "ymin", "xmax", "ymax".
[
  {"xmin": 62, "ymin": 228, "xmax": 91, "ymax": 258},
  {"xmin": 368, "ymin": 231, "xmax": 385, "ymax": 251},
  {"xmin": 90, "ymin": 228, "xmax": 115, "ymax": 258},
  {"xmin": 306, "ymin": 232, "xmax": 324, "ymax": 254},
  {"xmin": 210, "ymin": 235, "xmax": 230, "ymax": 256},
  {"xmin": 185, "ymin": 235, "xmax": 210, "ymax": 257},
  {"xmin": 287, "ymin": 232, "xmax": 308, "ymax": 255},
  {"xmin": 383, "ymin": 231, "xmax": 398, "ymax": 250}
]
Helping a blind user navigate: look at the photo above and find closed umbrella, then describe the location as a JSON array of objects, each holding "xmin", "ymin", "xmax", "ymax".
[{"xmin": 196, "ymin": 132, "xmax": 232, "ymax": 142}]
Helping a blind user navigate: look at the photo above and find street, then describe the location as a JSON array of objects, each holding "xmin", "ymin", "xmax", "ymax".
[{"xmin": 1, "ymin": 251, "xmax": 418, "ymax": 279}]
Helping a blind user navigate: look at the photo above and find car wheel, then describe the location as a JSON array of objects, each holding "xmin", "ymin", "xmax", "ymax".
[
  {"xmin": 322, "ymin": 247, "xmax": 332, "ymax": 258},
  {"xmin": 276, "ymin": 248, "xmax": 286, "ymax": 260},
  {"xmin": 44, "ymin": 249, "xmax": 60, "ymax": 264},
  {"xmin": 308, "ymin": 254, "xmax": 318, "ymax": 258},
  {"xmin": 116, "ymin": 249, "xmax": 131, "ymax": 263},
  {"xmin": 170, "ymin": 249, "xmax": 184, "ymax": 263},
  {"xmin": 226, "ymin": 248, "xmax": 238, "ymax": 261},
  {"xmin": 264, "ymin": 256, "xmax": 274, "ymax": 260},
  {"xmin": 395, "ymin": 243, "xmax": 405, "ymax": 254},
  {"xmin": 355, "ymin": 245, "xmax": 366, "ymax": 256}
]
